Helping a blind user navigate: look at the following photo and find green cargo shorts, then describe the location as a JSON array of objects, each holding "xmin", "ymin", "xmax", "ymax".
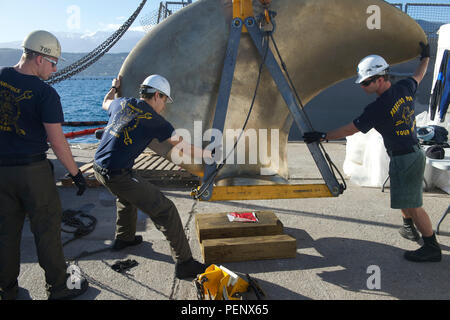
[{"xmin": 388, "ymin": 149, "xmax": 426, "ymax": 209}]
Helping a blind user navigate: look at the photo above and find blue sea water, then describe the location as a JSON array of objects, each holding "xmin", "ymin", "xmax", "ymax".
[{"xmin": 53, "ymin": 77, "xmax": 113, "ymax": 144}]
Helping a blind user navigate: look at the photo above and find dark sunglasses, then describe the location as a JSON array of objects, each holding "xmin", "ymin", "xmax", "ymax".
[
  {"xmin": 42, "ymin": 56, "xmax": 58, "ymax": 67},
  {"xmin": 361, "ymin": 76, "xmax": 379, "ymax": 87}
]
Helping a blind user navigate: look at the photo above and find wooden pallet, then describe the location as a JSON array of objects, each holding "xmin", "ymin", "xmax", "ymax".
[
  {"xmin": 201, "ymin": 234, "xmax": 297, "ymax": 264},
  {"xmin": 60, "ymin": 151, "xmax": 199, "ymax": 188},
  {"xmin": 196, "ymin": 211, "xmax": 284, "ymax": 243},
  {"xmin": 195, "ymin": 211, "xmax": 297, "ymax": 264}
]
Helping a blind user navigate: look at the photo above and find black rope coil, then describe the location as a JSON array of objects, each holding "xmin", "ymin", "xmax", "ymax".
[{"xmin": 62, "ymin": 210, "xmax": 97, "ymax": 246}]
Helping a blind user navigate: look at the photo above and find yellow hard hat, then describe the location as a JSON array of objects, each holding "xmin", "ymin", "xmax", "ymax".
[{"xmin": 22, "ymin": 30, "xmax": 64, "ymax": 60}]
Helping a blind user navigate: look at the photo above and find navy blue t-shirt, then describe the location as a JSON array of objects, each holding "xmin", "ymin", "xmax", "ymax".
[
  {"xmin": 0, "ymin": 67, "xmax": 64, "ymax": 156},
  {"xmin": 353, "ymin": 78, "xmax": 419, "ymax": 152},
  {"xmin": 94, "ymin": 97, "xmax": 175, "ymax": 170}
]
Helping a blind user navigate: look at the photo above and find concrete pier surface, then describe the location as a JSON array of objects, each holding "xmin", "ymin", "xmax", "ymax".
[{"xmin": 13, "ymin": 142, "xmax": 450, "ymax": 300}]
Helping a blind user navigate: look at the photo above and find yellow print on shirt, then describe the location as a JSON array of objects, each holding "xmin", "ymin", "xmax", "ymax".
[
  {"xmin": 105, "ymin": 100, "xmax": 153, "ymax": 146},
  {"xmin": 390, "ymin": 98, "xmax": 405, "ymax": 117},
  {"xmin": 0, "ymin": 87, "xmax": 33, "ymax": 136},
  {"xmin": 390, "ymin": 96, "xmax": 413, "ymax": 118},
  {"xmin": 0, "ymin": 80, "xmax": 21, "ymax": 94},
  {"xmin": 395, "ymin": 107, "xmax": 415, "ymax": 137},
  {"xmin": 401, "ymin": 106, "xmax": 414, "ymax": 126}
]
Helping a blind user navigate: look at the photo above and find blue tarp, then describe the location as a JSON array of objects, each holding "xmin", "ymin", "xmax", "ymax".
[{"xmin": 430, "ymin": 49, "xmax": 450, "ymax": 122}]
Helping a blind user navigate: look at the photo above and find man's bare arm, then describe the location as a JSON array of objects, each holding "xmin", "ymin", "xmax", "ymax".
[
  {"xmin": 412, "ymin": 58, "xmax": 429, "ymax": 85},
  {"xmin": 102, "ymin": 76, "xmax": 121, "ymax": 111},
  {"xmin": 326, "ymin": 122, "xmax": 360, "ymax": 141},
  {"xmin": 44, "ymin": 123, "xmax": 79, "ymax": 176},
  {"xmin": 168, "ymin": 134, "xmax": 213, "ymax": 162},
  {"xmin": 412, "ymin": 42, "xmax": 430, "ymax": 85}
]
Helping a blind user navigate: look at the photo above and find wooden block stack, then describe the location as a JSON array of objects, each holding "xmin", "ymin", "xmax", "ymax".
[{"xmin": 195, "ymin": 211, "xmax": 297, "ymax": 264}]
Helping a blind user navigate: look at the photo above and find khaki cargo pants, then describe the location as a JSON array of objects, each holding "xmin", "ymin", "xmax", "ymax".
[
  {"xmin": 94, "ymin": 170, "xmax": 192, "ymax": 263},
  {"xmin": 0, "ymin": 160, "xmax": 68, "ymax": 300}
]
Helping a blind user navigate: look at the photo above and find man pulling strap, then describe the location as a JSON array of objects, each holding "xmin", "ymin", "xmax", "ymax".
[
  {"xmin": 304, "ymin": 42, "xmax": 441, "ymax": 263},
  {"xmin": 94, "ymin": 75, "xmax": 212, "ymax": 279}
]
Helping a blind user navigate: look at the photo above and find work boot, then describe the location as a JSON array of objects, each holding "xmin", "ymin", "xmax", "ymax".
[
  {"xmin": 47, "ymin": 276, "xmax": 89, "ymax": 300},
  {"xmin": 398, "ymin": 218, "xmax": 420, "ymax": 242},
  {"xmin": 112, "ymin": 235, "xmax": 143, "ymax": 251},
  {"xmin": 404, "ymin": 233, "xmax": 442, "ymax": 262},
  {"xmin": 175, "ymin": 258, "xmax": 206, "ymax": 280}
]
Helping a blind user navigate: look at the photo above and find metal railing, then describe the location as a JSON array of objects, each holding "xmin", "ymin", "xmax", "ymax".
[
  {"xmin": 390, "ymin": 3, "xmax": 404, "ymax": 11},
  {"xmin": 140, "ymin": 1, "xmax": 191, "ymax": 32},
  {"xmin": 401, "ymin": 3, "xmax": 450, "ymax": 57}
]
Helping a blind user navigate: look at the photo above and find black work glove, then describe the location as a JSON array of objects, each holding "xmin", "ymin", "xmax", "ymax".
[
  {"xmin": 419, "ymin": 42, "xmax": 430, "ymax": 60},
  {"xmin": 69, "ymin": 170, "xmax": 87, "ymax": 196},
  {"xmin": 95, "ymin": 129, "xmax": 104, "ymax": 140},
  {"xmin": 303, "ymin": 131, "xmax": 327, "ymax": 144}
]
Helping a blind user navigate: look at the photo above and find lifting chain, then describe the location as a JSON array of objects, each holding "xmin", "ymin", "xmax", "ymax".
[{"xmin": 46, "ymin": 0, "xmax": 148, "ymax": 85}]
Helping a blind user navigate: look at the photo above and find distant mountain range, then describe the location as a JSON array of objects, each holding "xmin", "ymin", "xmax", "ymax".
[
  {"xmin": 0, "ymin": 30, "xmax": 146, "ymax": 54},
  {"xmin": 0, "ymin": 30, "xmax": 147, "ymax": 77},
  {"xmin": 0, "ymin": 48, "xmax": 128, "ymax": 77}
]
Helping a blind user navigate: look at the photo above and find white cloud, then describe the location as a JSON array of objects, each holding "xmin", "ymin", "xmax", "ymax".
[
  {"xmin": 96, "ymin": 23, "xmax": 144, "ymax": 33},
  {"xmin": 98, "ymin": 23, "xmax": 121, "ymax": 31}
]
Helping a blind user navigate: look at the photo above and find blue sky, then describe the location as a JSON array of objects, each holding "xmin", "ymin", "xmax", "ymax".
[
  {"xmin": 0, "ymin": 0, "xmax": 167, "ymax": 42},
  {"xmin": 0, "ymin": 0, "xmax": 447, "ymax": 43}
]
